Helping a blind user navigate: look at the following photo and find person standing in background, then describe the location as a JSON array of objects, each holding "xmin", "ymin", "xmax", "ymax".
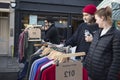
[
  {"xmin": 65, "ymin": 4, "xmax": 98, "ymax": 60},
  {"xmin": 84, "ymin": 6, "xmax": 120, "ymax": 80},
  {"xmin": 44, "ymin": 17, "xmax": 60, "ymax": 44}
]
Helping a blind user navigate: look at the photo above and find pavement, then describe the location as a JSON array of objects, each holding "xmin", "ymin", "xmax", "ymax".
[
  {"xmin": 0, "ymin": 72, "xmax": 18, "ymax": 80},
  {"xmin": 0, "ymin": 56, "xmax": 24, "ymax": 80}
]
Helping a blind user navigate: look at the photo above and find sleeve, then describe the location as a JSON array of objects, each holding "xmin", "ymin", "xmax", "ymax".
[
  {"xmin": 65, "ymin": 23, "xmax": 83, "ymax": 47},
  {"xmin": 107, "ymin": 31, "xmax": 120, "ymax": 80}
]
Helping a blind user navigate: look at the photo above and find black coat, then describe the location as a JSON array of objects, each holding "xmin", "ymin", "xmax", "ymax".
[
  {"xmin": 65, "ymin": 23, "xmax": 98, "ymax": 59},
  {"xmin": 84, "ymin": 26, "xmax": 120, "ymax": 80},
  {"xmin": 45, "ymin": 24, "xmax": 60, "ymax": 44}
]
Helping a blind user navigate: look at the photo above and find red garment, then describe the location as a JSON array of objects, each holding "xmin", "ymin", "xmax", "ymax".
[
  {"xmin": 83, "ymin": 67, "xmax": 88, "ymax": 80},
  {"xmin": 41, "ymin": 64, "xmax": 56, "ymax": 80},
  {"xmin": 18, "ymin": 31, "xmax": 25, "ymax": 62},
  {"xmin": 34, "ymin": 61, "xmax": 51, "ymax": 80}
]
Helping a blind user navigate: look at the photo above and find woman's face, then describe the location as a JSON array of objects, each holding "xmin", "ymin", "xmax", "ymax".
[
  {"xmin": 95, "ymin": 14, "xmax": 104, "ymax": 28},
  {"xmin": 83, "ymin": 12, "xmax": 93, "ymax": 23}
]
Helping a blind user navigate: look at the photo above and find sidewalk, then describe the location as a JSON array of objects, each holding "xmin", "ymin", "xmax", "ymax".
[
  {"xmin": 0, "ymin": 72, "xmax": 18, "ymax": 80},
  {"xmin": 0, "ymin": 56, "xmax": 24, "ymax": 80}
]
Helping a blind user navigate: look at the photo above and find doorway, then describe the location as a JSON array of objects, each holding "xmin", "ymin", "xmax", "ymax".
[{"xmin": 0, "ymin": 12, "xmax": 9, "ymax": 55}]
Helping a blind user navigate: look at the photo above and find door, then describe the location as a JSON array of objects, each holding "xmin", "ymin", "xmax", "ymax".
[{"xmin": 0, "ymin": 17, "xmax": 9, "ymax": 55}]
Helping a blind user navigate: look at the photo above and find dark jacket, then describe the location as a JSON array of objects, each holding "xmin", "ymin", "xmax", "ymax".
[
  {"xmin": 65, "ymin": 23, "xmax": 98, "ymax": 59},
  {"xmin": 45, "ymin": 24, "xmax": 60, "ymax": 44},
  {"xmin": 84, "ymin": 26, "xmax": 120, "ymax": 80}
]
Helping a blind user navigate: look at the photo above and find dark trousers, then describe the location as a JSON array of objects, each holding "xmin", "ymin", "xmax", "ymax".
[{"xmin": 17, "ymin": 62, "xmax": 28, "ymax": 80}]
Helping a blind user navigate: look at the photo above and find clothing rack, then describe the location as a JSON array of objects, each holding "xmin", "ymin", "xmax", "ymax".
[{"xmin": 26, "ymin": 45, "xmax": 86, "ymax": 80}]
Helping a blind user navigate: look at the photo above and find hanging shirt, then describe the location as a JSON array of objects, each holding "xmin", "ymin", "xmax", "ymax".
[
  {"xmin": 41, "ymin": 64, "xmax": 56, "ymax": 80},
  {"xmin": 29, "ymin": 57, "xmax": 50, "ymax": 80}
]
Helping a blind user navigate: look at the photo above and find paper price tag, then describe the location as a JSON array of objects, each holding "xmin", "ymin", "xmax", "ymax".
[{"xmin": 56, "ymin": 61, "xmax": 82, "ymax": 80}]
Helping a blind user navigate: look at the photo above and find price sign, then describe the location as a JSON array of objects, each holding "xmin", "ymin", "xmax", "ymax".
[
  {"xmin": 64, "ymin": 70, "xmax": 75, "ymax": 77},
  {"xmin": 56, "ymin": 61, "xmax": 82, "ymax": 80}
]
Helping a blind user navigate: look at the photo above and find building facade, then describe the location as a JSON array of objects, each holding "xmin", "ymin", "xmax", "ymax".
[
  {"xmin": 0, "ymin": 0, "xmax": 15, "ymax": 56},
  {"xmin": 14, "ymin": 0, "xmax": 101, "ymax": 56}
]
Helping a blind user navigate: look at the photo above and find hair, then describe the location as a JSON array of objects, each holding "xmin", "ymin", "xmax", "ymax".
[
  {"xmin": 47, "ymin": 16, "xmax": 55, "ymax": 23},
  {"xmin": 95, "ymin": 6, "xmax": 112, "ymax": 25}
]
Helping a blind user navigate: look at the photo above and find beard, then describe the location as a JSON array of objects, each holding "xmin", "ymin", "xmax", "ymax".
[
  {"xmin": 83, "ymin": 17, "xmax": 95, "ymax": 24},
  {"xmin": 83, "ymin": 18, "xmax": 90, "ymax": 23}
]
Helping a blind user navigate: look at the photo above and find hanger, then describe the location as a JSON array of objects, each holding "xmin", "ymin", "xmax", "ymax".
[
  {"xmin": 47, "ymin": 50, "xmax": 68, "ymax": 63},
  {"xmin": 40, "ymin": 47, "xmax": 53, "ymax": 56},
  {"xmin": 55, "ymin": 52, "xmax": 85, "ymax": 58},
  {"xmin": 54, "ymin": 52, "xmax": 86, "ymax": 64},
  {"xmin": 40, "ymin": 46, "xmax": 46, "ymax": 50},
  {"xmin": 47, "ymin": 50, "xmax": 62, "ymax": 60}
]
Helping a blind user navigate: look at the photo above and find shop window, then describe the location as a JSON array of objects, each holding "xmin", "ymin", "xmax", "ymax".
[
  {"xmin": 72, "ymin": 14, "xmax": 83, "ymax": 33},
  {"xmin": 21, "ymin": 14, "xmax": 68, "ymax": 41}
]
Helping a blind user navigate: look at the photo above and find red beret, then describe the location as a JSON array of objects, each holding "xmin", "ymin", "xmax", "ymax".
[{"xmin": 83, "ymin": 4, "xmax": 97, "ymax": 15}]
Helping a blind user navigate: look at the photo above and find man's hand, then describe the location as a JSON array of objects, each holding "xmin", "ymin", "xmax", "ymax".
[{"xmin": 85, "ymin": 34, "xmax": 93, "ymax": 42}]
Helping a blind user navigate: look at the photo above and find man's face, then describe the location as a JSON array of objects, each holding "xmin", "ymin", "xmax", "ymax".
[
  {"xmin": 83, "ymin": 12, "xmax": 94, "ymax": 23},
  {"xmin": 44, "ymin": 20, "xmax": 49, "ymax": 30}
]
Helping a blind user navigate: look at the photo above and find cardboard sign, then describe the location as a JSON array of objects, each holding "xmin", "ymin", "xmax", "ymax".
[
  {"xmin": 28, "ymin": 28, "xmax": 41, "ymax": 39},
  {"xmin": 56, "ymin": 61, "xmax": 82, "ymax": 80}
]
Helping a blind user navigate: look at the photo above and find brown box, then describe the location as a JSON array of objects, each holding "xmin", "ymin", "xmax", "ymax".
[{"xmin": 28, "ymin": 28, "xmax": 41, "ymax": 39}]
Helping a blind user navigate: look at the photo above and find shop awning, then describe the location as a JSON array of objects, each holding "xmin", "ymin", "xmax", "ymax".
[{"xmin": 97, "ymin": 0, "xmax": 120, "ymax": 20}]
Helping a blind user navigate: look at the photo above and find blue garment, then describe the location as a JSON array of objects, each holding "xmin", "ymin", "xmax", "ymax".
[
  {"xmin": 27, "ymin": 49, "xmax": 43, "ymax": 79},
  {"xmin": 29, "ymin": 57, "xmax": 50, "ymax": 80}
]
